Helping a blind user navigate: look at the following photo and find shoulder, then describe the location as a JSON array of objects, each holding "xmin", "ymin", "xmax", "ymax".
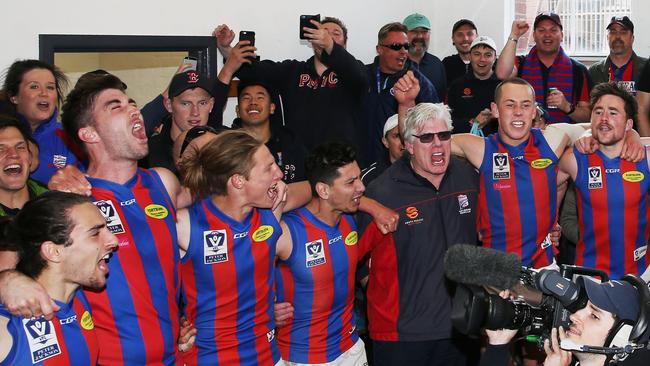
[{"xmin": 588, "ymin": 57, "xmax": 607, "ymax": 71}]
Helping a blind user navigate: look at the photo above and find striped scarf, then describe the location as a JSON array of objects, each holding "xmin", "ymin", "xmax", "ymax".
[{"xmin": 521, "ymin": 46, "xmax": 573, "ymax": 123}]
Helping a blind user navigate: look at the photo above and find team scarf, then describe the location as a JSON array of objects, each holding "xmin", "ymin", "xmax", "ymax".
[{"xmin": 520, "ymin": 46, "xmax": 573, "ymax": 123}]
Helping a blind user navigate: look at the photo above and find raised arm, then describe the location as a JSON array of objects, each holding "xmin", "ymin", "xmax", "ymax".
[{"xmin": 495, "ymin": 21, "xmax": 529, "ymax": 80}]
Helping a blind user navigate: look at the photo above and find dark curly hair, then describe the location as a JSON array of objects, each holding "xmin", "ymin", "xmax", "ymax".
[{"xmin": 305, "ymin": 142, "xmax": 357, "ymax": 197}]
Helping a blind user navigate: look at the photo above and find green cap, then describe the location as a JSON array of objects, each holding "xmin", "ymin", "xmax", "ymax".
[{"xmin": 403, "ymin": 13, "xmax": 431, "ymax": 31}]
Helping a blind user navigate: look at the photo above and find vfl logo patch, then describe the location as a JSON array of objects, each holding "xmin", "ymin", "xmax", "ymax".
[
  {"xmin": 531, "ymin": 158, "xmax": 553, "ymax": 169},
  {"xmin": 144, "ymin": 204, "xmax": 168, "ymax": 219},
  {"xmin": 22, "ymin": 318, "xmax": 61, "ymax": 363},
  {"xmin": 80, "ymin": 311, "xmax": 94, "ymax": 330},
  {"xmin": 305, "ymin": 239, "xmax": 326, "ymax": 268},
  {"xmin": 623, "ymin": 171, "xmax": 644, "ymax": 183},
  {"xmin": 588, "ymin": 166, "xmax": 603, "ymax": 189},
  {"xmin": 457, "ymin": 194, "xmax": 471, "ymax": 215},
  {"xmin": 52, "ymin": 155, "xmax": 67, "ymax": 169},
  {"xmin": 634, "ymin": 246, "xmax": 647, "ymax": 262},
  {"xmin": 203, "ymin": 230, "xmax": 228, "ymax": 264},
  {"xmin": 492, "ymin": 153, "xmax": 511, "ymax": 180},
  {"xmin": 94, "ymin": 200, "xmax": 125, "ymax": 234},
  {"xmin": 252, "ymin": 225, "xmax": 274, "ymax": 242},
  {"xmin": 345, "ymin": 231, "xmax": 358, "ymax": 246}
]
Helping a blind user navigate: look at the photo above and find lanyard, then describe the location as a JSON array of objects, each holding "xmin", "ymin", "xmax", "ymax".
[{"xmin": 376, "ymin": 67, "xmax": 390, "ymax": 94}]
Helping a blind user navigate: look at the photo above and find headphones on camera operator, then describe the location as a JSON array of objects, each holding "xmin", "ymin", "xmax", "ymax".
[{"xmin": 560, "ymin": 274, "xmax": 650, "ymax": 363}]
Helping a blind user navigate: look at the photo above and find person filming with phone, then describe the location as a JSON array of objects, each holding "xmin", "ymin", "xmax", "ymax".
[{"xmin": 214, "ymin": 16, "xmax": 368, "ymax": 156}]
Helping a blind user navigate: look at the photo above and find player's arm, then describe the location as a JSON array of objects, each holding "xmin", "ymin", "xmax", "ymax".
[
  {"xmin": 0, "ymin": 270, "xmax": 58, "ymax": 320},
  {"xmin": 152, "ymin": 167, "xmax": 183, "ymax": 209},
  {"xmin": 450, "ymin": 134, "xmax": 485, "ymax": 168},
  {"xmin": 275, "ymin": 220, "xmax": 293, "ymax": 261},
  {"xmin": 636, "ymin": 90, "xmax": 650, "ymax": 137},
  {"xmin": 542, "ymin": 122, "xmax": 590, "ymax": 156},
  {"xmin": 176, "ymin": 208, "xmax": 191, "ymax": 256},
  {"xmin": 556, "ymin": 148, "xmax": 577, "ymax": 208},
  {"xmin": 0, "ymin": 316, "xmax": 13, "ymax": 363}
]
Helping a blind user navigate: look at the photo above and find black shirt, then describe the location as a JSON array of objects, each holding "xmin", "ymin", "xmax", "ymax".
[
  {"xmin": 442, "ymin": 53, "xmax": 470, "ymax": 86},
  {"xmin": 447, "ymin": 72, "xmax": 500, "ymax": 135}
]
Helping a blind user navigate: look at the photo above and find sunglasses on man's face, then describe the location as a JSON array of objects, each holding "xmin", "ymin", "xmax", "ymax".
[
  {"xmin": 380, "ymin": 43, "xmax": 410, "ymax": 51},
  {"xmin": 412, "ymin": 131, "xmax": 452, "ymax": 143}
]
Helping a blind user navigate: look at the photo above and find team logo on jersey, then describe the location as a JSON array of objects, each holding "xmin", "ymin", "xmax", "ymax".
[
  {"xmin": 634, "ymin": 246, "xmax": 647, "ymax": 262},
  {"xmin": 204, "ymin": 229, "xmax": 228, "ymax": 264},
  {"xmin": 492, "ymin": 153, "xmax": 511, "ymax": 180},
  {"xmin": 52, "ymin": 154, "xmax": 67, "ymax": 168},
  {"xmin": 94, "ymin": 200, "xmax": 125, "ymax": 234},
  {"xmin": 144, "ymin": 204, "xmax": 168, "ymax": 219},
  {"xmin": 266, "ymin": 329, "xmax": 275, "ymax": 342},
  {"xmin": 252, "ymin": 225, "xmax": 274, "ymax": 242},
  {"xmin": 616, "ymin": 80, "xmax": 636, "ymax": 95},
  {"xmin": 80, "ymin": 311, "xmax": 94, "ymax": 330},
  {"xmin": 540, "ymin": 233, "xmax": 552, "ymax": 249},
  {"xmin": 588, "ymin": 167, "xmax": 603, "ymax": 189},
  {"xmin": 305, "ymin": 239, "xmax": 326, "ymax": 268},
  {"xmin": 22, "ymin": 318, "xmax": 61, "ymax": 363},
  {"xmin": 457, "ymin": 194, "xmax": 471, "ymax": 214},
  {"xmin": 345, "ymin": 231, "xmax": 358, "ymax": 246},
  {"xmin": 623, "ymin": 171, "xmax": 644, "ymax": 183},
  {"xmin": 531, "ymin": 158, "xmax": 553, "ymax": 169}
]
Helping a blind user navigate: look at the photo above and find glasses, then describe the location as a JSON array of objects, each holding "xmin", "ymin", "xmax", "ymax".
[
  {"xmin": 179, "ymin": 125, "xmax": 219, "ymax": 157},
  {"xmin": 412, "ymin": 131, "xmax": 452, "ymax": 143},
  {"xmin": 380, "ymin": 43, "xmax": 410, "ymax": 51}
]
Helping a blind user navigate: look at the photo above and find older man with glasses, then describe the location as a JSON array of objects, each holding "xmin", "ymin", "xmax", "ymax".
[{"xmin": 357, "ymin": 101, "xmax": 479, "ymax": 365}]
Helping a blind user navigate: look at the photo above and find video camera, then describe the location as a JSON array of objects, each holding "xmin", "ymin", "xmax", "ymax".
[{"xmin": 444, "ymin": 244, "xmax": 650, "ymax": 361}]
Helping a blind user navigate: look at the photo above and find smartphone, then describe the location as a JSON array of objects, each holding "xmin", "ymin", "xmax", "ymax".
[
  {"xmin": 300, "ymin": 14, "xmax": 321, "ymax": 39},
  {"xmin": 183, "ymin": 56, "xmax": 198, "ymax": 71},
  {"xmin": 239, "ymin": 30, "xmax": 255, "ymax": 47}
]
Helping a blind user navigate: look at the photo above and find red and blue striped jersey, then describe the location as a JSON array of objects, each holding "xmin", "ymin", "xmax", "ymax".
[
  {"xmin": 0, "ymin": 290, "xmax": 98, "ymax": 366},
  {"xmin": 275, "ymin": 208, "xmax": 366, "ymax": 363},
  {"xmin": 85, "ymin": 169, "xmax": 180, "ymax": 366},
  {"xmin": 573, "ymin": 148, "xmax": 650, "ymax": 278},
  {"xmin": 478, "ymin": 129, "xmax": 558, "ymax": 268},
  {"xmin": 180, "ymin": 198, "xmax": 281, "ymax": 366}
]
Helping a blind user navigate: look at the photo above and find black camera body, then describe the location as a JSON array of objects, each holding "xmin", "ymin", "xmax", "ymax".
[{"xmin": 451, "ymin": 264, "xmax": 609, "ymax": 344}]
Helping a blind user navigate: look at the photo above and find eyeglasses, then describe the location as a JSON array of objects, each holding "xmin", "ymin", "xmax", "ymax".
[
  {"xmin": 179, "ymin": 125, "xmax": 219, "ymax": 157},
  {"xmin": 380, "ymin": 43, "xmax": 410, "ymax": 51},
  {"xmin": 412, "ymin": 131, "xmax": 452, "ymax": 143}
]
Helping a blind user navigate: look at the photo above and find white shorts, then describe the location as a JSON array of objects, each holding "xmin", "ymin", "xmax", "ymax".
[{"xmin": 282, "ymin": 338, "xmax": 368, "ymax": 366}]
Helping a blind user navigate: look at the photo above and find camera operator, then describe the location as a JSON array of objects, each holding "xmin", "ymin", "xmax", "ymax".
[{"xmin": 481, "ymin": 277, "xmax": 649, "ymax": 366}]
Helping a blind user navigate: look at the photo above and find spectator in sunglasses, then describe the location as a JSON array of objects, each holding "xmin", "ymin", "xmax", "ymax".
[{"xmin": 360, "ymin": 22, "xmax": 438, "ymax": 169}]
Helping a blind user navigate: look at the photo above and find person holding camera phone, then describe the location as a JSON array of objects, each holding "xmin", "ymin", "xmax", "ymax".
[
  {"xmin": 214, "ymin": 17, "xmax": 368, "ymax": 157},
  {"xmin": 480, "ymin": 276, "xmax": 650, "ymax": 366}
]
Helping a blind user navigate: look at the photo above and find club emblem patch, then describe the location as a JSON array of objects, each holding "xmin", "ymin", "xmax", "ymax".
[
  {"xmin": 305, "ymin": 239, "xmax": 326, "ymax": 268},
  {"xmin": 492, "ymin": 153, "xmax": 511, "ymax": 180},
  {"xmin": 94, "ymin": 200, "xmax": 125, "ymax": 234},
  {"xmin": 203, "ymin": 229, "xmax": 228, "ymax": 264},
  {"xmin": 588, "ymin": 166, "xmax": 603, "ymax": 189}
]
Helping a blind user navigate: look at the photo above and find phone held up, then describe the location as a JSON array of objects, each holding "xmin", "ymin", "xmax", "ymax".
[
  {"xmin": 299, "ymin": 14, "xmax": 320, "ymax": 39},
  {"xmin": 239, "ymin": 31, "xmax": 259, "ymax": 61},
  {"xmin": 183, "ymin": 56, "xmax": 198, "ymax": 71}
]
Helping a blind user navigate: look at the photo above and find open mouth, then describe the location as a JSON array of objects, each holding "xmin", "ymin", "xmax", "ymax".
[
  {"xmin": 246, "ymin": 108, "xmax": 261, "ymax": 115},
  {"xmin": 512, "ymin": 121, "xmax": 525, "ymax": 128},
  {"xmin": 3, "ymin": 164, "xmax": 23, "ymax": 175},
  {"xmin": 98, "ymin": 252, "xmax": 113, "ymax": 274},
  {"xmin": 36, "ymin": 101, "xmax": 51, "ymax": 111},
  {"xmin": 132, "ymin": 121, "xmax": 146, "ymax": 141},
  {"xmin": 431, "ymin": 152, "xmax": 445, "ymax": 165},
  {"xmin": 267, "ymin": 182, "xmax": 278, "ymax": 200}
]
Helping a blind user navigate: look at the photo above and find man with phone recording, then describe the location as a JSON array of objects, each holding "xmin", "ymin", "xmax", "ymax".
[{"xmin": 214, "ymin": 17, "xmax": 368, "ymax": 156}]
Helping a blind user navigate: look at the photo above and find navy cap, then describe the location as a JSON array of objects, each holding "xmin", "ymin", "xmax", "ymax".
[
  {"xmin": 534, "ymin": 12, "xmax": 563, "ymax": 30},
  {"xmin": 452, "ymin": 19, "xmax": 477, "ymax": 34},
  {"xmin": 169, "ymin": 70, "xmax": 213, "ymax": 99},
  {"xmin": 580, "ymin": 277, "xmax": 640, "ymax": 322},
  {"xmin": 607, "ymin": 16, "xmax": 634, "ymax": 33}
]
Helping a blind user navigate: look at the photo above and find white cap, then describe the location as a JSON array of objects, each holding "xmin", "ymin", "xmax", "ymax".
[
  {"xmin": 383, "ymin": 114, "xmax": 399, "ymax": 137},
  {"xmin": 470, "ymin": 36, "xmax": 497, "ymax": 52}
]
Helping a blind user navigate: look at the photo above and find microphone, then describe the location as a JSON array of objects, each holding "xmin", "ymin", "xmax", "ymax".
[
  {"xmin": 444, "ymin": 245, "xmax": 523, "ymax": 289},
  {"xmin": 560, "ymin": 338, "xmax": 635, "ymax": 356}
]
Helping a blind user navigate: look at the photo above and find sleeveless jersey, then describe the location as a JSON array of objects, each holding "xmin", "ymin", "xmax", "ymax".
[
  {"xmin": 85, "ymin": 169, "xmax": 180, "ymax": 365},
  {"xmin": 573, "ymin": 148, "xmax": 650, "ymax": 278},
  {"xmin": 478, "ymin": 129, "xmax": 558, "ymax": 267},
  {"xmin": 275, "ymin": 208, "xmax": 364, "ymax": 363},
  {"xmin": 0, "ymin": 290, "xmax": 98, "ymax": 366},
  {"xmin": 180, "ymin": 198, "xmax": 281, "ymax": 366}
]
